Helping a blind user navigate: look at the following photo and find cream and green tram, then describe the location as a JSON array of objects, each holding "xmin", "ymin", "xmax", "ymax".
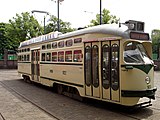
[{"xmin": 18, "ymin": 20, "xmax": 156, "ymax": 107}]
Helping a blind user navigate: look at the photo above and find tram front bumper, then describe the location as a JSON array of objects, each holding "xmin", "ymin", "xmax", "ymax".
[{"xmin": 121, "ymin": 87, "xmax": 157, "ymax": 99}]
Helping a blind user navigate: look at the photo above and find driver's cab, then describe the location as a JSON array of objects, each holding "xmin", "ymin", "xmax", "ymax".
[{"xmin": 123, "ymin": 41, "xmax": 153, "ymax": 65}]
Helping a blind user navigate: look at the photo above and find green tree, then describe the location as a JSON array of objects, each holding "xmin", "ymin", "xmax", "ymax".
[
  {"xmin": 151, "ymin": 29, "xmax": 160, "ymax": 54},
  {"xmin": 6, "ymin": 12, "xmax": 43, "ymax": 51},
  {"xmin": 0, "ymin": 23, "xmax": 9, "ymax": 53},
  {"xmin": 89, "ymin": 8, "xmax": 119, "ymax": 26},
  {"xmin": 45, "ymin": 15, "xmax": 75, "ymax": 34}
]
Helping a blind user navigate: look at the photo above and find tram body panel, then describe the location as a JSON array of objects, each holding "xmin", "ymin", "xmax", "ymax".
[
  {"xmin": 121, "ymin": 97, "xmax": 140, "ymax": 106},
  {"xmin": 120, "ymin": 67, "xmax": 154, "ymax": 106},
  {"xmin": 18, "ymin": 63, "xmax": 31, "ymax": 75},
  {"xmin": 40, "ymin": 63, "xmax": 84, "ymax": 87},
  {"xmin": 40, "ymin": 76, "xmax": 53, "ymax": 86},
  {"xmin": 18, "ymin": 46, "xmax": 32, "ymax": 78},
  {"xmin": 121, "ymin": 68, "xmax": 153, "ymax": 90}
]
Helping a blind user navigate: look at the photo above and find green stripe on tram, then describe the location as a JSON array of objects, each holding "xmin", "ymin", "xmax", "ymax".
[{"xmin": 121, "ymin": 64, "xmax": 154, "ymax": 74}]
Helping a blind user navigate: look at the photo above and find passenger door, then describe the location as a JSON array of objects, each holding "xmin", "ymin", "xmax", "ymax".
[
  {"xmin": 101, "ymin": 41, "xmax": 120, "ymax": 102},
  {"xmin": 84, "ymin": 40, "xmax": 120, "ymax": 101},
  {"xmin": 31, "ymin": 49, "xmax": 40, "ymax": 81},
  {"xmin": 84, "ymin": 42, "xmax": 100, "ymax": 98}
]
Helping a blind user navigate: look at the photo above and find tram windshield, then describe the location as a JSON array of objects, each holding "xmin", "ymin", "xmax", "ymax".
[{"xmin": 124, "ymin": 41, "xmax": 152, "ymax": 64}]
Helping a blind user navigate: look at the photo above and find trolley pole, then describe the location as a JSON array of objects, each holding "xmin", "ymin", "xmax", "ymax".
[
  {"xmin": 31, "ymin": 10, "xmax": 49, "ymax": 34},
  {"xmin": 100, "ymin": 0, "xmax": 102, "ymax": 25},
  {"xmin": 158, "ymin": 39, "xmax": 160, "ymax": 60},
  {"xmin": 51, "ymin": 0, "xmax": 64, "ymax": 31},
  {"xmin": 44, "ymin": 16, "xmax": 46, "ymax": 34},
  {"xmin": 57, "ymin": 0, "xmax": 60, "ymax": 31}
]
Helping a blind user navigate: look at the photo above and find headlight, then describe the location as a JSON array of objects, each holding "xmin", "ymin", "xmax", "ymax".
[{"xmin": 145, "ymin": 76, "xmax": 150, "ymax": 84}]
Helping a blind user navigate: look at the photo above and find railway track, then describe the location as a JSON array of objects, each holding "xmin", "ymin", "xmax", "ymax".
[{"xmin": 0, "ymin": 112, "xmax": 5, "ymax": 120}]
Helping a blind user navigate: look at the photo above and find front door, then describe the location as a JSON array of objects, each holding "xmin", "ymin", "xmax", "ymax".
[
  {"xmin": 31, "ymin": 49, "xmax": 40, "ymax": 81},
  {"xmin": 84, "ymin": 40, "xmax": 120, "ymax": 101},
  {"xmin": 101, "ymin": 41, "xmax": 120, "ymax": 101}
]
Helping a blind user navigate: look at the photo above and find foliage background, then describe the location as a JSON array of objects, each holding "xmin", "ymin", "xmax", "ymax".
[{"xmin": 1, "ymin": 8, "xmax": 159, "ymax": 59}]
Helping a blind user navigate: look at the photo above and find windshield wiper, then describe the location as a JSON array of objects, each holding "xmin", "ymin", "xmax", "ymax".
[{"xmin": 126, "ymin": 54, "xmax": 140, "ymax": 62}]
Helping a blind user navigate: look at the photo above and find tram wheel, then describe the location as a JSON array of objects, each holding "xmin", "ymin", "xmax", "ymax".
[
  {"xmin": 23, "ymin": 76, "xmax": 27, "ymax": 82},
  {"xmin": 57, "ymin": 85, "xmax": 63, "ymax": 94}
]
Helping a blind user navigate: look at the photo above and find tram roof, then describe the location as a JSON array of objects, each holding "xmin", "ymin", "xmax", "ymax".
[
  {"xmin": 59, "ymin": 24, "xmax": 130, "ymax": 39},
  {"xmin": 19, "ymin": 24, "xmax": 131, "ymax": 48}
]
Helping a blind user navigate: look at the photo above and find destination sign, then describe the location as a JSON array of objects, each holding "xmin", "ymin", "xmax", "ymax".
[{"xmin": 130, "ymin": 32, "xmax": 150, "ymax": 40}]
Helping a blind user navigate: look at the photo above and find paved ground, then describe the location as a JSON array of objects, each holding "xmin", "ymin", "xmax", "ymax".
[
  {"xmin": 0, "ymin": 70, "xmax": 135, "ymax": 120},
  {"xmin": 0, "ymin": 69, "xmax": 160, "ymax": 120},
  {"xmin": 0, "ymin": 70, "xmax": 57, "ymax": 120}
]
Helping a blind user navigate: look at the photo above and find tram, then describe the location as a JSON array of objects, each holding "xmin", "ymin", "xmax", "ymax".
[{"xmin": 18, "ymin": 20, "xmax": 157, "ymax": 107}]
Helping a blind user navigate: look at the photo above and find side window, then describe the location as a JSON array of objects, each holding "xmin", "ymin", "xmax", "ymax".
[
  {"xmin": 21, "ymin": 55, "xmax": 24, "ymax": 61},
  {"xmin": 73, "ymin": 50, "xmax": 82, "ymax": 62},
  {"xmin": 58, "ymin": 41, "xmax": 64, "ymax": 48},
  {"xmin": 74, "ymin": 38, "xmax": 82, "ymax": 43},
  {"xmin": 42, "ymin": 45, "xmax": 46, "ymax": 50},
  {"xmin": 58, "ymin": 51, "xmax": 64, "ymax": 62},
  {"xmin": 27, "ymin": 48, "xmax": 30, "ymax": 52},
  {"xmin": 24, "ymin": 55, "xmax": 26, "ymax": 61},
  {"xmin": 52, "ymin": 52, "xmax": 57, "ymax": 62},
  {"xmin": 20, "ymin": 55, "xmax": 22, "ymax": 61},
  {"xmin": 18, "ymin": 55, "xmax": 21, "ymax": 61},
  {"xmin": 41, "ymin": 53, "xmax": 46, "ymax": 61},
  {"xmin": 85, "ymin": 46, "xmax": 91, "ymax": 86},
  {"xmin": 52, "ymin": 42, "xmax": 57, "ymax": 49},
  {"xmin": 46, "ymin": 53, "xmax": 51, "ymax": 61},
  {"xmin": 65, "ymin": 51, "xmax": 72, "ymax": 62},
  {"xmin": 66, "ymin": 39, "xmax": 73, "ymax": 47},
  {"xmin": 47, "ymin": 44, "xmax": 51, "ymax": 49},
  {"xmin": 27, "ymin": 54, "xmax": 30, "ymax": 61}
]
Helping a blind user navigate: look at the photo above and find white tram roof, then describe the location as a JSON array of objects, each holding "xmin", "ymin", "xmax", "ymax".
[{"xmin": 19, "ymin": 24, "xmax": 131, "ymax": 48}]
